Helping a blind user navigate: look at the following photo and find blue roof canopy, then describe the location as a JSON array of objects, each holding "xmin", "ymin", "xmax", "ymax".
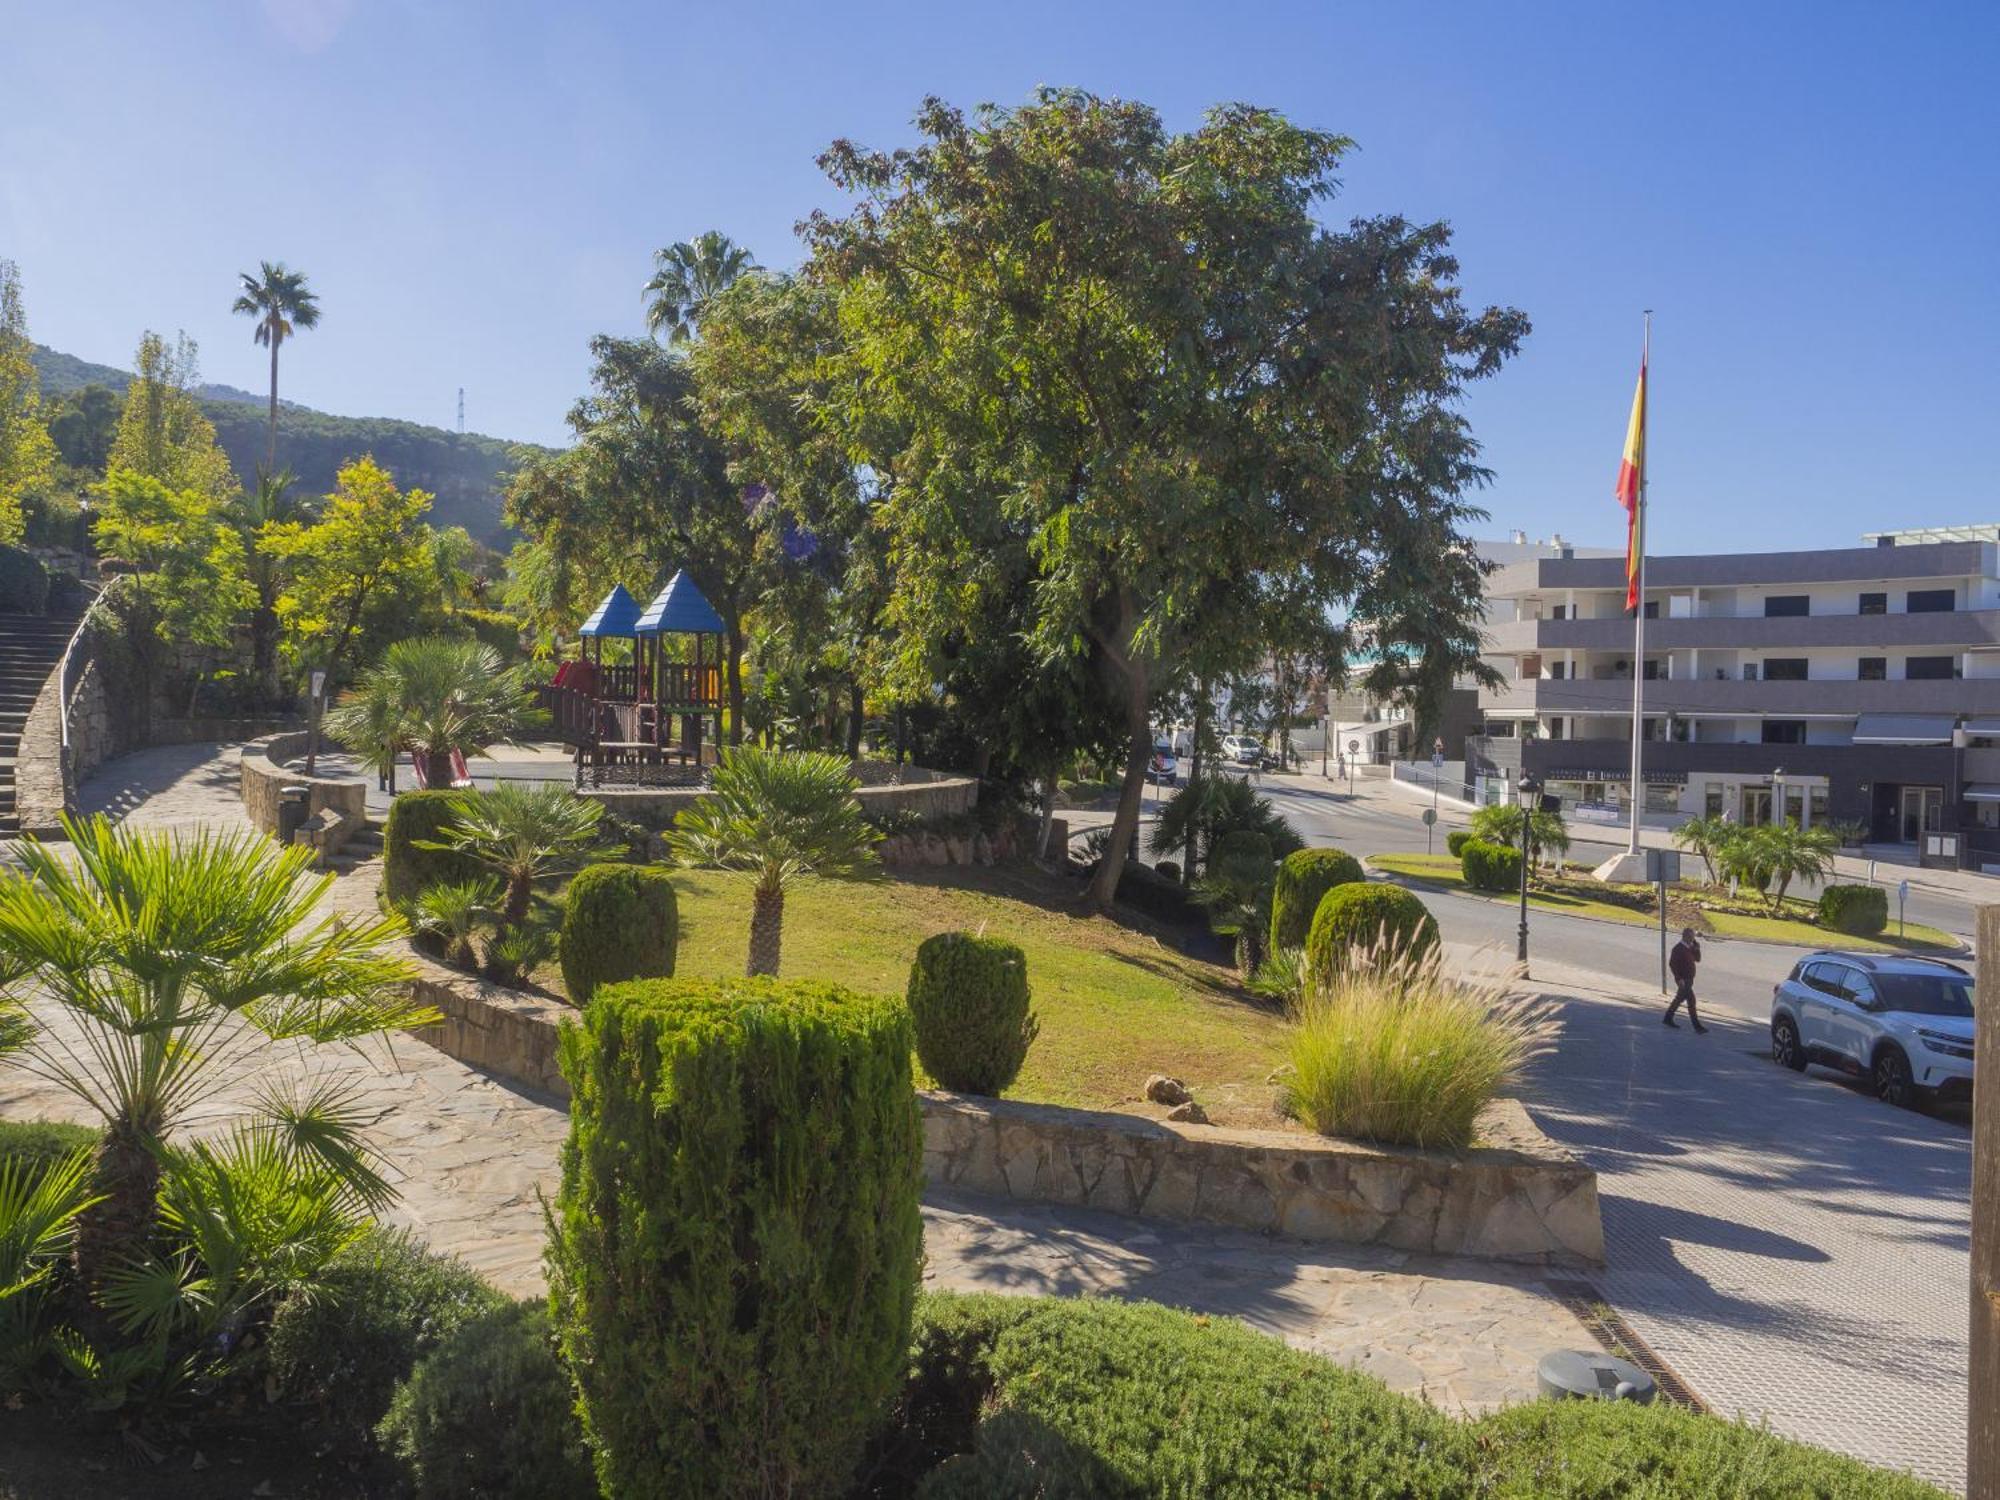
[
  {"xmin": 636, "ymin": 569, "xmax": 726, "ymax": 635},
  {"xmin": 578, "ymin": 583, "xmax": 642, "ymax": 638}
]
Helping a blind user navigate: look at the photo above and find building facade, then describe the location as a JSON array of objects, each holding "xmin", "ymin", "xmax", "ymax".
[{"xmin": 1466, "ymin": 528, "xmax": 2000, "ymax": 869}]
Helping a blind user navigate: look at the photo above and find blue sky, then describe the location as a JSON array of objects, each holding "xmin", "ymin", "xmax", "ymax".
[{"xmin": 3, "ymin": 0, "xmax": 1994, "ymax": 554}]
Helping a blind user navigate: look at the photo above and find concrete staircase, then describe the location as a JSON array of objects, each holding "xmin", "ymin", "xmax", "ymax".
[{"xmin": 0, "ymin": 608, "xmax": 83, "ymax": 836}]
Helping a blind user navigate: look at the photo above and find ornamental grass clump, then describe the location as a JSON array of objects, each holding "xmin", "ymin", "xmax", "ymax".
[{"xmin": 1284, "ymin": 942, "xmax": 1556, "ymax": 1150}]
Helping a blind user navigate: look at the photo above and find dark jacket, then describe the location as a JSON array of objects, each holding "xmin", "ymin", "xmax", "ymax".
[{"xmin": 1669, "ymin": 937, "xmax": 1701, "ymax": 985}]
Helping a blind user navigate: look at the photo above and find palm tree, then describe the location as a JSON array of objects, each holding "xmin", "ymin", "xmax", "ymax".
[
  {"xmin": 642, "ymin": 231, "xmax": 755, "ymax": 344},
  {"xmin": 1195, "ymin": 833, "xmax": 1277, "ymax": 977},
  {"xmin": 428, "ymin": 785, "xmax": 603, "ymax": 930},
  {"xmin": 667, "ymin": 747, "xmax": 879, "ymax": 976},
  {"xmin": 1470, "ymin": 803, "xmax": 1571, "ymax": 870},
  {"xmin": 1149, "ymin": 776, "xmax": 1302, "ymax": 876},
  {"xmin": 325, "ymin": 637, "xmax": 534, "ymax": 792},
  {"xmin": 0, "ymin": 816, "xmax": 425, "ymax": 1290},
  {"xmin": 1756, "ymin": 820, "xmax": 1838, "ymax": 913},
  {"xmin": 231, "ymin": 261, "xmax": 321, "ymax": 470}
]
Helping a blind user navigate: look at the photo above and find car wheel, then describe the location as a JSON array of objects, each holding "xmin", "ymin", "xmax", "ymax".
[
  {"xmin": 1872, "ymin": 1046, "xmax": 1921, "ymax": 1109},
  {"xmin": 1771, "ymin": 1015, "xmax": 1807, "ymax": 1072}
]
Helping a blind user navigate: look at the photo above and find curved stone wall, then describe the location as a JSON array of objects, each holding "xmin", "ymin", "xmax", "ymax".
[{"xmin": 240, "ymin": 730, "xmax": 368, "ymax": 853}]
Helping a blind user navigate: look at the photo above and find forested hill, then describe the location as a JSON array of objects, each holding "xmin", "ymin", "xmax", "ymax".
[{"xmin": 33, "ymin": 344, "xmax": 544, "ymax": 544}]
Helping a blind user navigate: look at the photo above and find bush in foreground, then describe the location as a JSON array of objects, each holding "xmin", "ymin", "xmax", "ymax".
[
  {"xmin": 1461, "ymin": 836, "xmax": 1523, "ymax": 892},
  {"xmin": 1304, "ymin": 882, "xmax": 1438, "ymax": 981},
  {"xmin": 549, "ymin": 975, "xmax": 923, "ymax": 1499},
  {"xmin": 1285, "ymin": 956, "xmax": 1552, "ymax": 1149},
  {"xmin": 1817, "ymin": 882, "xmax": 1888, "ymax": 937},
  {"xmin": 559, "ymin": 862, "xmax": 679, "ymax": 1002},
  {"xmin": 266, "ymin": 1227, "xmax": 506, "ymax": 1444},
  {"xmin": 383, "ymin": 790, "xmax": 486, "ymax": 906},
  {"xmin": 907, "ymin": 932, "xmax": 1038, "ymax": 1096},
  {"xmin": 377, "ymin": 1299, "xmax": 597, "ymax": 1500},
  {"xmin": 1269, "ymin": 847, "xmax": 1365, "ymax": 953}
]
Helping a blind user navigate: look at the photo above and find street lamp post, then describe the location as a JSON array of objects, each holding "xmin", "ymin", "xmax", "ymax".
[
  {"xmin": 1516, "ymin": 773, "xmax": 1541, "ymax": 965},
  {"xmin": 1772, "ymin": 765, "xmax": 1786, "ymax": 828}
]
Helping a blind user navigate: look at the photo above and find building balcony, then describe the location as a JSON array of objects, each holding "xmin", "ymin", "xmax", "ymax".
[
  {"xmin": 1478, "ymin": 676, "xmax": 2000, "ymax": 718},
  {"xmin": 1513, "ymin": 736, "xmax": 1956, "ymax": 787},
  {"xmin": 1505, "ymin": 539, "xmax": 1994, "ymax": 594},
  {"xmin": 1480, "ymin": 607, "xmax": 2000, "ymax": 656}
]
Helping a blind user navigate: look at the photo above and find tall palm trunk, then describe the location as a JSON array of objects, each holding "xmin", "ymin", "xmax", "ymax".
[
  {"xmin": 77, "ymin": 1126, "xmax": 160, "ymax": 1296},
  {"xmin": 504, "ymin": 872, "xmax": 534, "ymax": 931},
  {"xmin": 748, "ymin": 883, "xmax": 783, "ymax": 975},
  {"xmin": 266, "ymin": 321, "xmax": 281, "ymax": 471}
]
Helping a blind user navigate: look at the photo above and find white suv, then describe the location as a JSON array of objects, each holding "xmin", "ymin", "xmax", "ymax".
[{"xmin": 1768, "ymin": 952, "xmax": 1974, "ymax": 1109}]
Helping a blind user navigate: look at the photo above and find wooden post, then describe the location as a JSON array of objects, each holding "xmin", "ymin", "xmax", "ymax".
[{"xmin": 1974, "ymin": 904, "xmax": 2000, "ymax": 1494}]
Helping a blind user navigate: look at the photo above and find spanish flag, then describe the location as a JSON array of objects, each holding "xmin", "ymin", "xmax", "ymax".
[{"xmin": 1616, "ymin": 354, "xmax": 1647, "ymax": 614}]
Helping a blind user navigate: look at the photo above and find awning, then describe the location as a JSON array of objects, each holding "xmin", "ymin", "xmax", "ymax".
[
  {"xmin": 1965, "ymin": 718, "xmax": 2000, "ymax": 737},
  {"xmin": 1851, "ymin": 713, "xmax": 1955, "ymax": 745},
  {"xmin": 1965, "ymin": 784, "xmax": 2000, "ymax": 802},
  {"xmin": 636, "ymin": 569, "xmax": 727, "ymax": 635},
  {"xmin": 578, "ymin": 583, "xmax": 641, "ymax": 638}
]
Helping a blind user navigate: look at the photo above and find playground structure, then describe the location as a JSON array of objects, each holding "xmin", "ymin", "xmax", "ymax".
[{"xmin": 538, "ymin": 572, "xmax": 727, "ymax": 787}]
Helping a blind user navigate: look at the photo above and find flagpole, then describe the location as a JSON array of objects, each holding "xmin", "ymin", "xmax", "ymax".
[{"xmin": 1625, "ymin": 310, "xmax": 1651, "ymax": 856}]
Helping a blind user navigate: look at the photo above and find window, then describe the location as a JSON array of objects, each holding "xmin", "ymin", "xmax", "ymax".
[
  {"xmin": 1743, "ymin": 662, "xmax": 1760, "ymax": 681},
  {"xmin": 1644, "ymin": 784, "xmax": 1679, "ymax": 813},
  {"xmin": 1643, "ymin": 600, "xmax": 1660, "ymax": 619},
  {"xmin": 1551, "ymin": 604, "xmax": 1568, "ymax": 621},
  {"xmin": 1858, "ymin": 656, "xmax": 1887, "ymax": 681},
  {"xmin": 1548, "ymin": 660, "xmax": 1565, "ymax": 680},
  {"xmin": 1801, "ymin": 962, "xmax": 1843, "ymax": 997},
  {"xmin": 1763, "ymin": 595, "xmax": 1810, "ymax": 617},
  {"xmin": 1844, "ymin": 974, "xmax": 1878, "ymax": 1010},
  {"xmin": 1809, "ymin": 787, "xmax": 1828, "ymax": 825},
  {"xmin": 1763, "ymin": 658, "xmax": 1808, "ymax": 681},
  {"xmin": 1704, "ymin": 783, "xmax": 1725, "ymax": 818},
  {"xmin": 1859, "ymin": 592, "xmax": 1887, "ymax": 615},
  {"xmin": 1642, "ymin": 659, "xmax": 1664, "ymax": 680},
  {"xmin": 1761, "ymin": 720, "xmax": 1806, "ymax": 744},
  {"xmin": 1907, "ymin": 588, "xmax": 1955, "ymax": 614},
  {"xmin": 1545, "ymin": 717, "xmax": 1565, "ymax": 740},
  {"xmin": 1907, "ymin": 655, "xmax": 1955, "ymax": 681}
]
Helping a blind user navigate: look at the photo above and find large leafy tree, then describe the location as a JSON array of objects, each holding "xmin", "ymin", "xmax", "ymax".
[
  {"xmin": 807, "ymin": 91, "xmax": 1525, "ymax": 908},
  {"xmin": 232, "ymin": 468, "xmax": 314, "ymax": 703},
  {"xmin": 643, "ymin": 230, "xmax": 756, "ymax": 344},
  {"xmin": 107, "ymin": 330, "xmax": 238, "ymax": 505},
  {"xmin": 231, "ymin": 260, "xmax": 321, "ymax": 471},
  {"xmin": 0, "ymin": 260, "xmax": 56, "ymax": 546}
]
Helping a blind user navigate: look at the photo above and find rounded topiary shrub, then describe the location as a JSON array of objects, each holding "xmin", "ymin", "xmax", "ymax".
[
  {"xmin": 1305, "ymin": 882, "xmax": 1440, "ymax": 978},
  {"xmin": 377, "ymin": 1299, "xmax": 597, "ymax": 1500},
  {"xmin": 1269, "ymin": 847, "xmax": 1365, "ymax": 953},
  {"xmin": 383, "ymin": 790, "xmax": 485, "ymax": 906},
  {"xmin": 1817, "ymin": 882, "xmax": 1888, "ymax": 937},
  {"xmin": 559, "ymin": 862, "xmax": 679, "ymax": 1003},
  {"xmin": 549, "ymin": 976, "xmax": 924, "ymax": 1500},
  {"xmin": 1460, "ymin": 837, "xmax": 1523, "ymax": 893},
  {"xmin": 1445, "ymin": 829, "xmax": 1474, "ymax": 858},
  {"xmin": 907, "ymin": 932, "xmax": 1038, "ymax": 1096}
]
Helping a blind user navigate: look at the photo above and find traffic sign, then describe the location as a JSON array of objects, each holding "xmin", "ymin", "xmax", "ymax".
[
  {"xmin": 1899, "ymin": 879, "xmax": 1911, "ymax": 902},
  {"xmin": 1431, "ymin": 751, "xmax": 1444, "ymax": 769},
  {"xmin": 1421, "ymin": 808, "xmax": 1437, "ymax": 826}
]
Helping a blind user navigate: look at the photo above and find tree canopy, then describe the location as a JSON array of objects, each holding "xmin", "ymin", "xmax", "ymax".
[{"xmin": 0, "ymin": 261, "xmax": 57, "ymax": 546}]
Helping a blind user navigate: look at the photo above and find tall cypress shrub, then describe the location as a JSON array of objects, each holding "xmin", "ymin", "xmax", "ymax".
[
  {"xmin": 548, "ymin": 976, "xmax": 923, "ymax": 1500},
  {"xmin": 1269, "ymin": 848, "xmax": 1365, "ymax": 953}
]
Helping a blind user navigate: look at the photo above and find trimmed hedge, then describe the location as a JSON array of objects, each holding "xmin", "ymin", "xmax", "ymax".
[
  {"xmin": 266, "ymin": 1227, "xmax": 505, "ymax": 1445},
  {"xmin": 377, "ymin": 1299, "xmax": 597, "ymax": 1500},
  {"xmin": 0, "ymin": 546, "xmax": 50, "ymax": 614},
  {"xmin": 907, "ymin": 932, "xmax": 1038, "ymax": 1096},
  {"xmin": 1305, "ymin": 883, "xmax": 1440, "ymax": 977},
  {"xmin": 383, "ymin": 790, "xmax": 485, "ymax": 906},
  {"xmin": 559, "ymin": 862, "xmax": 679, "ymax": 1003},
  {"xmin": 1818, "ymin": 882, "xmax": 1888, "ymax": 937},
  {"xmin": 1269, "ymin": 847, "xmax": 1365, "ymax": 953},
  {"xmin": 1113, "ymin": 859, "xmax": 1207, "ymax": 928},
  {"xmin": 1446, "ymin": 829, "xmax": 1474, "ymax": 858},
  {"xmin": 549, "ymin": 975, "xmax": 924, "ymax": 1500},
  {"xmin": 0, "ymin": 1119, "xmax": 98, "ymax": 1183},
  {"xmin": 1461, "ymin": 837, "xmax": 1523, "ymax": 893}
]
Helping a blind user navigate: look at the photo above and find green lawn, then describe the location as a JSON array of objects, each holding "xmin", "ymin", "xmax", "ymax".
[
  {"xmin": 662, "ymin": 865, "xmax": 1287, "ymax": 1122},
  {"xmin": 1367, "ymin": 852, "xmax": 1962, "ymax": 954}
]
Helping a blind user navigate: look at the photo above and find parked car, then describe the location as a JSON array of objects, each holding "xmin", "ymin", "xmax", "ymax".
[
  {"xmin": 1768, "ymin": 951, "xmax": 1974, "ymax": 1109},
  {"xmin": 1220, "ymin": 734, "xmax": 1266, "ymax": 768},
  {"xmin": 1146, "ymin": 742, "xmax": 1179, "ymax": 786}
]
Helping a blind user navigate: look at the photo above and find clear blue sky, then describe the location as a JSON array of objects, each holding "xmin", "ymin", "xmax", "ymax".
[{"xmin": 4, "ymin": 0, "xmax": 1994, "ymax": 554}]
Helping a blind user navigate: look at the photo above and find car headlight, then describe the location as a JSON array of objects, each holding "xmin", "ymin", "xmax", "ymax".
[{"xmin": 1916, "ymin": 1029, "xmax": 1974, "ymax": 1060}]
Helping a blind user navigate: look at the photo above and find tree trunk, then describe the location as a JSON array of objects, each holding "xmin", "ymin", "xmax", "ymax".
[
  {"xmin": 1085, "ymin": 670, "xmax": 1152, "ymax": 912},
  {"xmin": 748, "ymin": 884, "xmax": 783, "ymax": 976},
  {"xmin": 1038, "ymin": 775, "xmax": 1056, "ymax": 860},
  {"xmin": 725, "ymin": 623, "xmax": 745, "ymax": 747},
  {"xmin": 1187, "ymin": 684, "xmax": 1209, "ymax": 882},
  {"xmin": 76, "ymin": 1128, "xmax": 160, "ymax": 1297},
  {"xmin": 266, "ymin": 330, "xmax": 280, "ymax": 473},
  {"xmin": 504, "ymin": 873, "xmax": 532, "ymax": 930},
  {"xmin": 845, "ymin": 680, "xmax": 864, "ymax": 758},
  {"xmin": 251, "ymin": 585, "xmax": 281, "ymax": 706}
]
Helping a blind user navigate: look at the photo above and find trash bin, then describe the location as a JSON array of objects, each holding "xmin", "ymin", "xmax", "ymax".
[
  {"xmin": 1536, "ymin": 1349, "xmax": 1656, "ymax": 1404},
  {"xmin": 276, "ymin": 785, "xmax": 312, "ymax": 845}
]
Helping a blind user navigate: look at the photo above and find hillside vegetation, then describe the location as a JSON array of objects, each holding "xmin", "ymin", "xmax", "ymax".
[{"xmin": 33, "ymin": 343, "xmax": 540, "ymax": 542}]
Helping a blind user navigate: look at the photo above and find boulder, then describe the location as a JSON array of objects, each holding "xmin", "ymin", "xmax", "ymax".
[
  {"xmin": 1166, "ymin": 1100, "xmax": 1210, "ymax": 1125},
  {"xmin": 1144, "ymin": 1074, "xmax": 1191, "ymax": 1107}
]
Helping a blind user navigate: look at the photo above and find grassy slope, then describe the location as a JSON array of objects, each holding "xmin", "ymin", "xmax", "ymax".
[
  {"xmin": 1368, "ymin": 853, "xmax": 1961, "ymax": 954},
  {"xmin": 666, "ymin": 865, "xmax": 1286, "ymax": 1117}
]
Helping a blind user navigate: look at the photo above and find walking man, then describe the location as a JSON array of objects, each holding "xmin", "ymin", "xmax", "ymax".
[{"xmin": 1664, "ymin": 927, "xmax": 1707, "ymax": 1033}]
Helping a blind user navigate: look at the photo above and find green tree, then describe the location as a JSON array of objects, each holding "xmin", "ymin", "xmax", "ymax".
[
  {"xmin": 261, "ymin": 455, "xmax": 437, "ymax": 682},
  {"xmin": 1724, "ymin": 821, "xmax": 1836, "ymax": 913},
  {"xmin": 1196, "ymin": 834, "xmax": 1277, "ymax": 977},
  {"xmin": 642, "ymin": 230, "xmax": 757, "ymax": 344},
  {"xmin": 45, "ymin": 382, "xmax": 121, "ymax": 472},
  {"xmin": 808, "ymin": 92, "xmax": 1525, "ymax": 909},
  {"xmin": 107, "ymin": 330, "xmax": 238, "ymax": 504},
  {"xmin": 1470, "ymin": 802, "xmax": 1571, "ymax": 870},
  {"xmin": 1670, "ymin": 813, "xmax": 1735, "ymax": 886},
  {"xmin": 0, "ymin": 816, "xmax": 426, "ymax": 1292},
  {"xmin": 429, "ymin": 784, "xmax": 603, "ymax": 930},
  {"xmin": 0, "ymin": 261, "xmax": 57, "ymax": 546},
  {"xmin": 232, "ymin": 260, "xmax": 322, "ymax": 471},
  {"xmin": 231, "ymin": 468, "xmax": 314, "ymax": 703},
  {"xmin": 666, "ymin": 747, "xmax": 879, "ymax": 976},
  {"xmin": 325, "ymin": 636, "xmax": 533, "ymax": 791}
]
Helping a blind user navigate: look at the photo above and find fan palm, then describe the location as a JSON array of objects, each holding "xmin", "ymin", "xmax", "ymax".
[
  {"xmin": 642, "ymin": 230, "xmax": 756, "ymax": 344},
  {"xmin": 1195, "ymin": 835, "xmax": 1277, "ymax": 977},
  {"xmin": 1149, "ymin": 775, "xmax": 1302, "ymax": 875},
  {"xmin": 1726, "ymin": 820, "xmax": 1836, "ymax": 913},
  {"xmin": 426, "ymin": 785, "xmax": 603, "ymax": 929},
  {"xmin": 1470, "ymin": 803, "xmax": 1571, "ymax": 869},
  {"xmin": 325, "ymin": 636, "xmax": 534, "ymax": 792},
  {"xmin": 230, "ymin": 261, "xmax": 321, "ymax": 470},
  {"xmin": 1669, "ymin": 813, "xmax": 1734, "ymax": 885},
  {"xmin": 0, "ymin": 816, "xmax": 425, "ymax": 1291},
  {"xmin": 667, "ymin": 747, "xmax": 879, "ymax": 976},
  {"xmin": 400, "ymin": 877, "xmax": 503, "ymax": 968}
]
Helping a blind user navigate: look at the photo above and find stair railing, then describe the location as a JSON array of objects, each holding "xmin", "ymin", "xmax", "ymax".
[{"xmin": 53, "ymin": 579, "xmax": 109, "ymax": 813}]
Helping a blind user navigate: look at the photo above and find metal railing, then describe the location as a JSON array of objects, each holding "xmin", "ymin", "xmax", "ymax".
[{"xmin": 52, "ymin": 579, "xmax": 109, "ymax": 801}]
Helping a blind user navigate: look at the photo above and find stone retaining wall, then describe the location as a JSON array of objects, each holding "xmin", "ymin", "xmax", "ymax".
[
  {"xmin": 240, "ymin": 730, "xmax": 369, "ymax": 855},
  {"xmin": 397, "ymin": 960, "xmax": 1601, "ymax": 1266},
  {"xmin": 581, "ymin": 766, "xmax": 979, "ymax": 826}
]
